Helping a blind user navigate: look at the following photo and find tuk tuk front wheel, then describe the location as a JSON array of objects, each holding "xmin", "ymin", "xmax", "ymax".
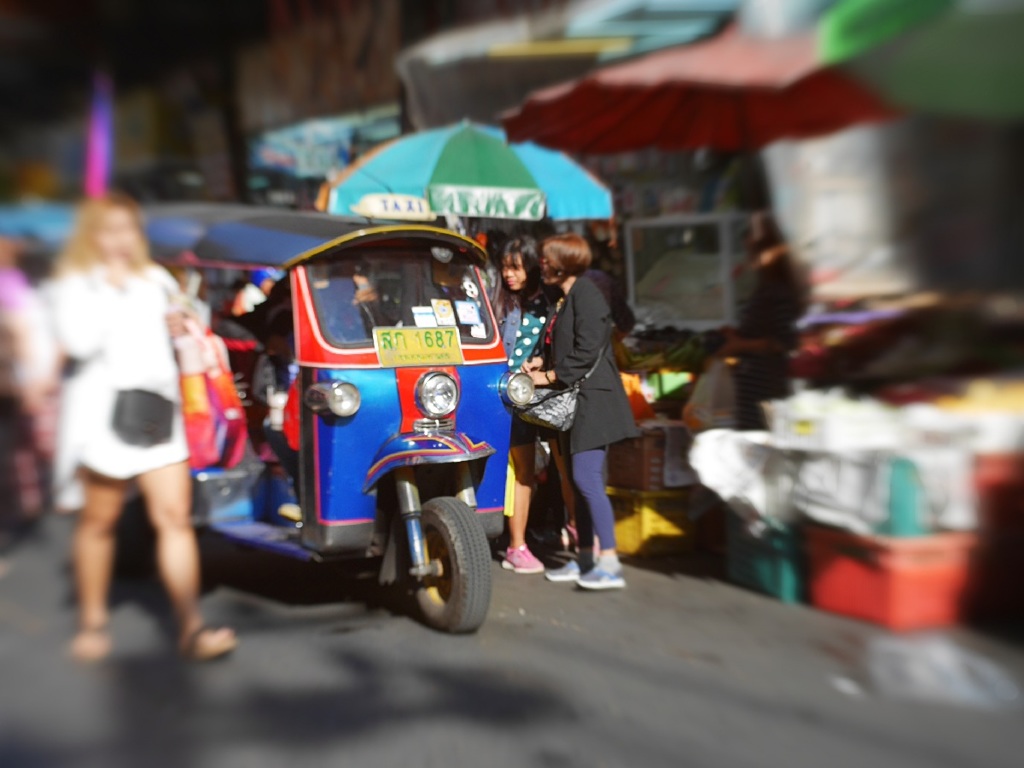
[{"xmin": 414, "ymin": 497, "xmax": 492, "ymax": 634}]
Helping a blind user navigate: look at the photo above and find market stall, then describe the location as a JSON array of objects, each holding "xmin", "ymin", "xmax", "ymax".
[
  {"xmin": 499, "ymin": 21, "xmax": 903, "ymax": 567},
  {"xmin": 503, "ymin": 4, "xmax": 1024, "ymax": 634},
  {"xmin": 688, "ymin": 107, "xmax": 1024, "ymax": 629}
]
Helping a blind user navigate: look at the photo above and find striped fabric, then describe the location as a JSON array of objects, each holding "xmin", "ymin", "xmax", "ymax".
[{"xmin": 732, "ymin": 277, "xmax": 803, "ymax": 430}]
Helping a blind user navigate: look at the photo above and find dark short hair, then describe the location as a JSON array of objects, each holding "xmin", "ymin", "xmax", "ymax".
[{"xmin": 541, "ymin": 233, "xmax": 592, "ymax": 277}]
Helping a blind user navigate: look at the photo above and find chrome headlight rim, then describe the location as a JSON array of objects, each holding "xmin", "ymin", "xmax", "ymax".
[
  {"xmin": 416, "ymin": 371, "xmax": 459, "ymax": 418},
  {"xmin": 500, "ymin": 370, "xmax": 535, "ymax": 407},
  {"xmin": 304, "ymin": 381, "xmax": 361, "ymax": 418}
]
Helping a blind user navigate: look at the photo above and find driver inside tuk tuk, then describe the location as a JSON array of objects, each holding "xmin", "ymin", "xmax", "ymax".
[
  {"xmin": 380, "ymin": 256, "xmax": 471, "ymax": 329},
  {"xmin": 312, "ymin": 262, "xmax": 389, "ymax": 343}
]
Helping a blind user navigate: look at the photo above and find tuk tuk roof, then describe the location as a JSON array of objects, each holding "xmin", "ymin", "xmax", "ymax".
[{"xmin": 144, "ymin": 203, "xmax": 487, "ymax": 270}]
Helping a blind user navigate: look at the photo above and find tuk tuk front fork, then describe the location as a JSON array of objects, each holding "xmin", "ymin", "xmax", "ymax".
[{"xmin": 394, "ymin": 464, "xmax": 477, "ymax": 579}]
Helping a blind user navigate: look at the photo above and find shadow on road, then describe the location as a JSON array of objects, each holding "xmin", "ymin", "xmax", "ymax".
[
  {"xmin": 196, "ymin": 530, "xmax": 402, "ymax": 610},
  {"xmin": 2, "ymin": 645, "xmax": 577, "ymax": 768}
]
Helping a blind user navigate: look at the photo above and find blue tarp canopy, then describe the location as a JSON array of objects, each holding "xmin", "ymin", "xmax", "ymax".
[
  {"xmin": 0, "ymin": 202, "xmax": 74, "ymax": 247},
  {"xmin": 145, "ymin": 204, "xmax": 484, "ymax": 270},
  {"xmin": 145, "ymin": 204, "xmax": 371, "ymax": 268},
  {"xmin": 1, "ymin": 202, "xmax": 479, "ymax": 269}
]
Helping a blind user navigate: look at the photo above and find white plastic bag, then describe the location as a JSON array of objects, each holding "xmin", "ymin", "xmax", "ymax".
[{"xmin": 683, "ymin": 359, "xmax": 736, "ymax": 434}]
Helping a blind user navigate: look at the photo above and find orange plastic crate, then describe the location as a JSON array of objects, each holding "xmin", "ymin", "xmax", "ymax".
[{"xmin": 806, "ymin": 525, "xmax": 978, "ymax": 631}]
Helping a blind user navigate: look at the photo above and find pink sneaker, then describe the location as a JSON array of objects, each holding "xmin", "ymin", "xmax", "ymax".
[{"xmin": 502, "ymin": 545, "xmax": 545, "ymax": 574}]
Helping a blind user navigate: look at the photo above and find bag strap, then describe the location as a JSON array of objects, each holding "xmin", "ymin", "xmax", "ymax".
[
  {"xmin": 576, "ymin": 317, "xmax": 613, "ymax": 388},
  {"xmin": 574, "ymin": 342, "xmax": 607, "ymax": 389}
]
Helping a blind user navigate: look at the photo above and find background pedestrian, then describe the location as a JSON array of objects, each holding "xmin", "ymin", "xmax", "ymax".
[{"xmin": 50, "ymin": 192, "xmax": 237, "ymax": 662}]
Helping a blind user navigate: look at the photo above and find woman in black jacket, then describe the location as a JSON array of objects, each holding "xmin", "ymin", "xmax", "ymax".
[{"xmin": 524, "ymin": 234, "xmax": 639, "ymax": 590}]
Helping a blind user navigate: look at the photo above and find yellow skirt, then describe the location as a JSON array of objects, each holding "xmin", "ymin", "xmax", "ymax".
[{"xmin": 504, "ymin": 455, "xmax": 516, "ymax": 516}]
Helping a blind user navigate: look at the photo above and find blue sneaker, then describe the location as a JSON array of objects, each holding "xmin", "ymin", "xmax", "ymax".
[
  {"xmin": 577, "ymin": 566, "xmax": 626, "ymax": 591},
  {"xmin": 544, "ymin": 560, "xmax": 581, "ymax": 583}
]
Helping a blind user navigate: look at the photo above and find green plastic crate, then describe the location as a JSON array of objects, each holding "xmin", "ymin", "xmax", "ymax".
[{"xmin": 726, "ymin": 511, "xmax": 805, "ymax": 604}]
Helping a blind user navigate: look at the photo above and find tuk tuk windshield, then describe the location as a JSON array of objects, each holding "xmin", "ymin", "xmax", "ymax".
[{"xmin": 306, "ymin": 249, "xmax": 494, "ymax": 348}]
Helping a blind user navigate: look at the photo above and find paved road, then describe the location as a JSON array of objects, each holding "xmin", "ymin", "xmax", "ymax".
[{"xmin": 1, "ymin": 514, "xmax": 1021, "ymax": 768}]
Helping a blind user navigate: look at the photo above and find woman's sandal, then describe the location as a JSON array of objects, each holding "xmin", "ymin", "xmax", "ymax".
[
  {"xmin": 179, "ymin": 626, "xmax": 238, "ymax": 662},
  {"xmin": 69, "ymin": 626, "xmax": 112, "ymax": 663}
]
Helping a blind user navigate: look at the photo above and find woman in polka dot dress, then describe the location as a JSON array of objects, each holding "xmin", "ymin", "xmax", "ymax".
[{"xmin": 493, "ymin": 236, "xmax": 568, "ymax": 574}]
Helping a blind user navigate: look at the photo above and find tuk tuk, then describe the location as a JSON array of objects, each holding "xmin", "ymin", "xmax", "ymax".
[{"xmin": 146, "ymin": 206, "xmax": 535, "ymax": 633}]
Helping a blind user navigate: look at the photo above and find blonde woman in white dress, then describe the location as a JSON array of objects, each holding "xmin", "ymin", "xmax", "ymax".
[{"xmin": 51, "ymin": 193, "xmax": 236, "ymax": 662}]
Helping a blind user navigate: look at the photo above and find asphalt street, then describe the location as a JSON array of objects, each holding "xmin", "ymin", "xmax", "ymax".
[{"xmin": 1, "ymin": 513, "xmax": 1022, "ymax": 768}]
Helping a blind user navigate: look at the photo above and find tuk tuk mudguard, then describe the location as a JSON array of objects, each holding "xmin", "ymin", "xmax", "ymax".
[{"xmin": 362, "ymin": 433, "xmax": 495, "ymax": 493}]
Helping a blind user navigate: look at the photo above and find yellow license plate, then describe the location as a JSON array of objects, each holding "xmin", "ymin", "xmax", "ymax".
[{"xmin": 373, "ymin": 327, "xmax": 464, "ymax": 368}]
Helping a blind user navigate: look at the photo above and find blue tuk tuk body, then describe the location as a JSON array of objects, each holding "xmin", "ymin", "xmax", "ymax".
[{"xmin": 147, "ymin": 207, "xmax": 534, "ymax": 633}]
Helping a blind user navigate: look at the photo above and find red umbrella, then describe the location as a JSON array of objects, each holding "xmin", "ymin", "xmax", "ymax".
[{"xmin": 503, "ymin": 25, "xmax": 899, "ymax": 153}]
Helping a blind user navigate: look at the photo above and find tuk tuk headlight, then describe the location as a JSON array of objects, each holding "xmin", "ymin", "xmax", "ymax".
[
  {"xmin": 500, "ymin": 371, "xmax": 535, "ymax": 407},
  {"xmin": 416, "ymin": 372, "xmax": 459, "ymax": 418},
  {"xmin": 305, "ymin": 381, "xmax": 361, "ymax": 418}
]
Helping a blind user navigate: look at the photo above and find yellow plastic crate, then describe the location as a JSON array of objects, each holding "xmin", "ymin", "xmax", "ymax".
[{"xmin": 608, "ymin": 486, "xmax": 695, "ymax": 557}]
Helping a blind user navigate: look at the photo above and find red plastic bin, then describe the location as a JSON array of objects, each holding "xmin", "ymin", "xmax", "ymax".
[{"xmin": 805, "ymin": 525, "xmax": 978, "ymax": 631}]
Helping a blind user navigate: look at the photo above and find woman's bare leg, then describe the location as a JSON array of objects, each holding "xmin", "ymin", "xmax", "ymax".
[
  {"xmin": 508, "ymin": 443, "xmax": 536, "ymax": 550},
  {"xmin": 137, "ymin": 461, "xmax": 234, "ymax": 656},
  {"xmin": 549, "ymin": 439, "xmax": 590, "ymax": 548},
  {"xmin": 70, "ymin": 470, "xmax": 127, "ymax": 660}
]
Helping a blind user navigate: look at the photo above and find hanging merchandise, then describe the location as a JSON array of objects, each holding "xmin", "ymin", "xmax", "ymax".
[{"xmin": 177, "ymin": 318, "xmax": 249, "ymax": 471}]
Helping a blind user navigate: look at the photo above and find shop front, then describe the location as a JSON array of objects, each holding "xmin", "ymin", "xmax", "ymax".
[{"xmin": 247, "ymin": 105, "xmax": 402, "ymax": 209}]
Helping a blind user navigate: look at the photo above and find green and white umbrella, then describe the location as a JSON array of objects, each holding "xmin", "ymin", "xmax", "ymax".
[{"xmin": 320, "ymin": 121, "xmax": 612, "ymax": 222}]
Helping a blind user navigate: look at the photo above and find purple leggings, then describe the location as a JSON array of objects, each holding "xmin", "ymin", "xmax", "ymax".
[{"xmin": 571, "ymin": 448, "xmax": 616, "ymax": 551}]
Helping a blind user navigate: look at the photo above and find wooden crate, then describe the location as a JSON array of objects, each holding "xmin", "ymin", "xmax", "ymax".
[{"xmin": 607, "ymin": 426, "xmax": 693, "ymax": 491}]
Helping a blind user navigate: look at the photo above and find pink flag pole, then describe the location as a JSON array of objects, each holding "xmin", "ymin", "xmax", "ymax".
[{"xmin": 84, "ymin": 71, "xmax": 113, "ymax": 198}]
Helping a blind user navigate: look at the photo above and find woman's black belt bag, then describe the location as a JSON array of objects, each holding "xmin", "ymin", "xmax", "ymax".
[{"xmin": 112, "ymin": 389, "xmax": 174, "ymax": 447}]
